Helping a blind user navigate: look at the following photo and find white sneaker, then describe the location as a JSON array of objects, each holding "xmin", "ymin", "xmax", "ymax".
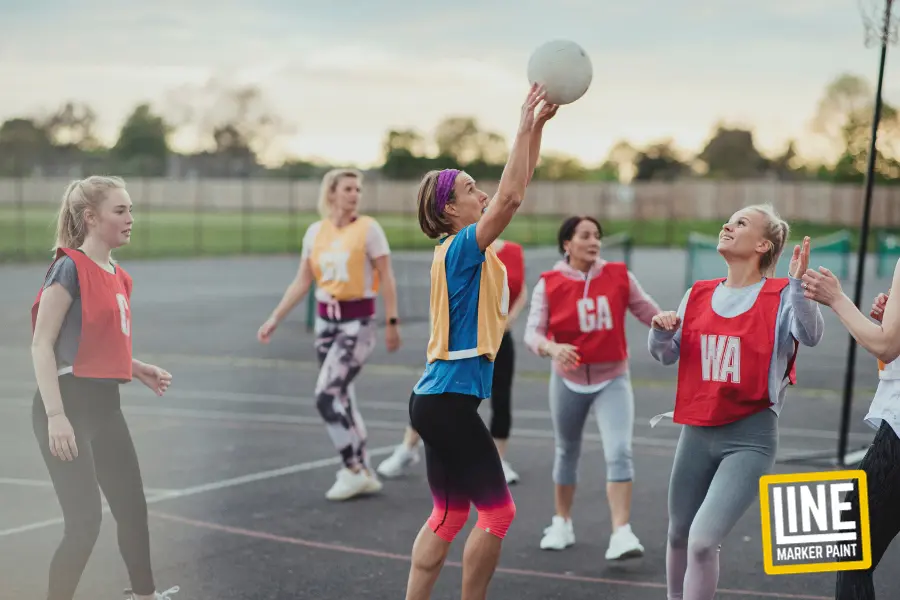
[
  {"xmin": 540, "ymin": 515, "xmax": 575, "ymax": 550},
  {"xmin": 501, "ymin": 460, "xmax": 519, "ymax": 484},
  {"xmin": 605, "ymin": 523, "xmax": 644, "ymax": 560},
  {"xmin": 124, "ymin": 586, "xmax": 180, "ymax": 599},
  {"xmin": 325, "ymin": 467, "xmax": 382, "ymax": 501},
  {"xmin": 376, "ymin": 444, "xmax": 420, "ymax": 478}
]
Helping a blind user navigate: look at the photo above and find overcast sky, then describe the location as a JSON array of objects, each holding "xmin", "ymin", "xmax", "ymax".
[{"xmin": 1, "ymin": 0, "xmax": 898, "ymax": 167}]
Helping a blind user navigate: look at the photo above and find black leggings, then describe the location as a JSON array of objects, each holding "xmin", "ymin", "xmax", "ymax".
[
  {"xmin": 835, "ymin": 421, "xmax": 900, "ymax": 600},
  {"xmin": 409, "ymin": 392, "xmax": 516, "ymax": 541},
  {"xmin": 32, "ymin": 375, "xmax": 154, "ymax": 600},
  {"xmin": 490, "ymin": 331, "xmax": 515, "ymax": 440}
]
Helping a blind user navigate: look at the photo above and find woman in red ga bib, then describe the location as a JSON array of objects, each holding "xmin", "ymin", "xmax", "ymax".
[
  {"xmin": 30, "ymin": 177, "xmax": 178, "ymax": 600},
  {"xmin": 648, "ymin": 204, "xmax": 824, "ymax": 600},
  {"xmin": 524, "ymin": 215, "xmax": 661, "ymax": 560}
]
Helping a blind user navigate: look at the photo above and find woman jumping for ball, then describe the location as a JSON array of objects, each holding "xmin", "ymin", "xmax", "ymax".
[
  {"xmin": 31, "ymin": 176, "xmax": 178, "ymax": 600},
  {"xmin": 648, "ymin": 204, "xmax": 824, "ymax": 600},
  {"xmin": 376, "ymin": 236, "xmax": 529, "ymax": 485},
  {"xmin": 524, "ymin": 215, "xmax": 661, "ymax": 560},
  {"xmin": 403, "ymin": 84, "xmax": 555, "ymax": 600},
  {"xmin": 258, "ymin": 168, "xmax": 402, "ymax": 501},
  {"xmin": 802, "ymin": 269, "xmax": 900, "ymax": 600}
]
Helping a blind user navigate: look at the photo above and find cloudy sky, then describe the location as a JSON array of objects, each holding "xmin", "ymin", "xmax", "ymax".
[{"xmin": 1, "ymin": 0, "xmax": 898, "ymax": 167}]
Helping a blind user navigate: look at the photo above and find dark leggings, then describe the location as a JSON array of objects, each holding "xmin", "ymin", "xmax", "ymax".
[
  {"xmin": 409, "ymin": 392, "xmax": 516, "ymax": 541},
  {"xmin": 835, "ymin": 421, "xmax": 900, "ymax": 600},
  {"xmin": 32, "ymin": 375, "xmax": 154, "ymax": 600},
  {"xmin": 490, "ymin": 331, "xmax": 515, "ymax": 440}
]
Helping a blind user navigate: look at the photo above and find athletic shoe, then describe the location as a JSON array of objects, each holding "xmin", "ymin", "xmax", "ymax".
[
  {"xmin": 501, "ymin": 460, "xmax": 519, "ymax": 484},
  {"xmin": 605, "ymin": 523, "xmax": 644, "ymax": 560},
  {"xmin": 325, "ymin": 467, "xmax": 382, "ymax": 501},
  {"xmin": 123, "ymin": 586, "xmax": 180, "ymax": 599},
  {"xmin": 539, "ymin": 515, "xmax": 575, "ymax": 550},
  {"xmin": 375, "ymin": 444, "xmax": 420, "ymax": 478}
]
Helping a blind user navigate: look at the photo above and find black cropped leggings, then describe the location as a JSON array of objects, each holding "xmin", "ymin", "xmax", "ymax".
[
  {"xmin": 490, "ymin": 331, "xmax": 515, "ymax": 440},
  {"xmin": 32, "ymin": 375, "xmax": 155, "ymax": 600}
]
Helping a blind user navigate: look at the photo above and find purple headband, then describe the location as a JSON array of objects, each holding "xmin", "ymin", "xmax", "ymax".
[{"xmin": 434, "ymin": 169, "xmax": 460, "ymax": 214}]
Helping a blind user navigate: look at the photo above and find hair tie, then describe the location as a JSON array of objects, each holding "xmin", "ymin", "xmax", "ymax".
[{"xmin": 434, "ymin": 169, "xmax": 460, "ymax": 214}]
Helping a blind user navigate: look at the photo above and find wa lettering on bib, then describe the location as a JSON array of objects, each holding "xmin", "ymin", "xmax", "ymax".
[
  {"xmin": 700, "ymin": 333, "xmax": 741, "ymax": 383},
  {"xmin": 675, "ymin": 277, "xmax": 795, "ymax": 426},
  {"xmin": 542, "ymin": 263, "xmax": 630, "ymax": 364}
]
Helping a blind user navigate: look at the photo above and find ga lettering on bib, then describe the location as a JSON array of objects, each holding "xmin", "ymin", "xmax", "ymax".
[{"xmin": 541, "ymin": 262, "xmax": 630, "ymax": 364}]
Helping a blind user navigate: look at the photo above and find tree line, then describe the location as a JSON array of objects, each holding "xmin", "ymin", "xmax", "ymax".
[{"xmin": 0, "ymin": 73, "xmax": 897, "ymax": 184}]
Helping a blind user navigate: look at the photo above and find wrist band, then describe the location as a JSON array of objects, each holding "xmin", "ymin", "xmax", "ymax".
[{"xmin": 46, "ymin": 409, "xmax": 63, "ymax": 418}]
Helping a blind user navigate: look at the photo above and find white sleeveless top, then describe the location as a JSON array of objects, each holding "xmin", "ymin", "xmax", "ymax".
[{"xmin": 865, "ymin": 357, "xmax": 900, "ymax": 438}]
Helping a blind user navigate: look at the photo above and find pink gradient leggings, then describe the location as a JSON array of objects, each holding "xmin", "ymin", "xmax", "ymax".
[{"xmin": 409, "ymin": 391, "xmax": 517, "ymax": 542}]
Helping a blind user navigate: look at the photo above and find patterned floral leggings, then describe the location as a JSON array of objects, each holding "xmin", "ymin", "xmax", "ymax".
[{"xmin": 314, "ymin": 316, "xmax": 377, "ymax": 471}]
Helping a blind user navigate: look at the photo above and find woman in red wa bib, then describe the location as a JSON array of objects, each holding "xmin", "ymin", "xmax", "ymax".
[
  {"xmin": 648, "ymin": 204, "xmax": 824, "ymax": 600},
  {"xmin": 30, "ymin": 177, "xmax": 178, "ymax": 600},
  {"xmin": 524, "ymin": 215, "xmax": 661, "ymax": 560}
]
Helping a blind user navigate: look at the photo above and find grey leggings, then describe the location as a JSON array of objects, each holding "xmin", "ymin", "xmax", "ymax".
[
  {"xmin": 666, "ymin": 408, "xmax": 778, "ymax": 600},
  {"xmin": 549, "ymin": 371, "xmax": 635, "ymax": 485}
]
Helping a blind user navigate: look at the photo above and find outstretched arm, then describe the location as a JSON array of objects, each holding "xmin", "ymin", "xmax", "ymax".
[
  {"xmin": 803, "ymin": 257, "xmax": 900, "ymax": 363},
  {"xmin": 475, "ymin": 84, "xmax": 547, "ymax": 251},
  {"xmin": 525, "ymin": 103, "xmax": 559, "ymax": 186},
  {"xmin": 627, "ymin": 271, "xmax": 662, "ymax": 327}
]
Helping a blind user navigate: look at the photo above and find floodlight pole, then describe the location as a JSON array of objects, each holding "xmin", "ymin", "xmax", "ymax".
[{"xmin": 837, "ymin": 0, "xmax": 893, "ymax": 466}]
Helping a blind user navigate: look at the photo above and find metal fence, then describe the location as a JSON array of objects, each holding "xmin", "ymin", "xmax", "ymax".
[{"xmin": 4, "ymin": 175, "xmax": 900, "ymax": 263}]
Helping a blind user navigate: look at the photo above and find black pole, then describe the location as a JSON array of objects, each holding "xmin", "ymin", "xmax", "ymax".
[{"xmin": 837, "ymin": 0, "xmax": 892, "ymax": 466}]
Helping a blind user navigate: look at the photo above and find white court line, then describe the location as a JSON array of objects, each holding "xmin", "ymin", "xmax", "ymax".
[
  {"xmin": 0, "ymin": 477, "xmax": 175, "ymax": 495},
  {"xmin": 0, "ymin": 445, "xmax": 396, "ymax": 539},
  {"xmin": 0, "ymin": 397, "xmax": 872, "ymax": 451},
  {"xmin": 842, "ymin": 448, "xmax": 871, "ymax": 464},
  {"xmin": 0, "ymin": 386, "xmax": 875, "ymax": 442}
]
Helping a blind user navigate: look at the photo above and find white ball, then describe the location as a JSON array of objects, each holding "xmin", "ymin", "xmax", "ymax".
[{"xmin": 527, "ymin": 39, "xmax": 593, "ymax": 105}]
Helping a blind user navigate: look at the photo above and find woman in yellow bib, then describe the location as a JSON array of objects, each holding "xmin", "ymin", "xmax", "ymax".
[
  {"xmin": 258, "ymin": 168, "xmax": 401, "ymax": 501},
  {"xmin": 404, "ymin": 83, "xmax": 556, "ymax": 600}
]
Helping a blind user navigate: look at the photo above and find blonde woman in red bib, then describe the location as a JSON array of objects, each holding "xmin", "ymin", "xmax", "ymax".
[
  {"xmin": 649, "ymin": 204, "xmax": 824, "ymax": 600},
  {"xmin": 258, "ymin": 168, "xmax": 401, "ymax": 501}
]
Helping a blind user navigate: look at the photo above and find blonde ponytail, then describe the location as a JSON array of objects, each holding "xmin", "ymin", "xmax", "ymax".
[
  {"xmin": 52, "ymin": 176, "xmax": 127, "ymax": 251},
  {"xmin": 747, "ymin": 203, "xmax": 790, "ymax": 277}
]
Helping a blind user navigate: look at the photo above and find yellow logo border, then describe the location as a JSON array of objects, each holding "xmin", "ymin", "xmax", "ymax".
[{"xmin": 759, "ymin": 469, "xmax": 871, "ymax": 575}]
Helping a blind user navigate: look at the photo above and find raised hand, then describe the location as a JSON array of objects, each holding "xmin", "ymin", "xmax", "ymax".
[
  {"xmin": 518, "ymin": 83, "xmax": 547, "ymax": 134},
  {"xmin": 534, "ymin": 101, "xmax": 559, "ymax": 127},
  {"xmin": 789, "ymin": 236, "xmax": 811, "ymax": 279},
  {"xmin": 801, "ymin": 266, "xmax": 843, "ymax": 306},
  {"xmin": 871, "ymin": 289, "xmax": 890, "ymax": 322}
]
